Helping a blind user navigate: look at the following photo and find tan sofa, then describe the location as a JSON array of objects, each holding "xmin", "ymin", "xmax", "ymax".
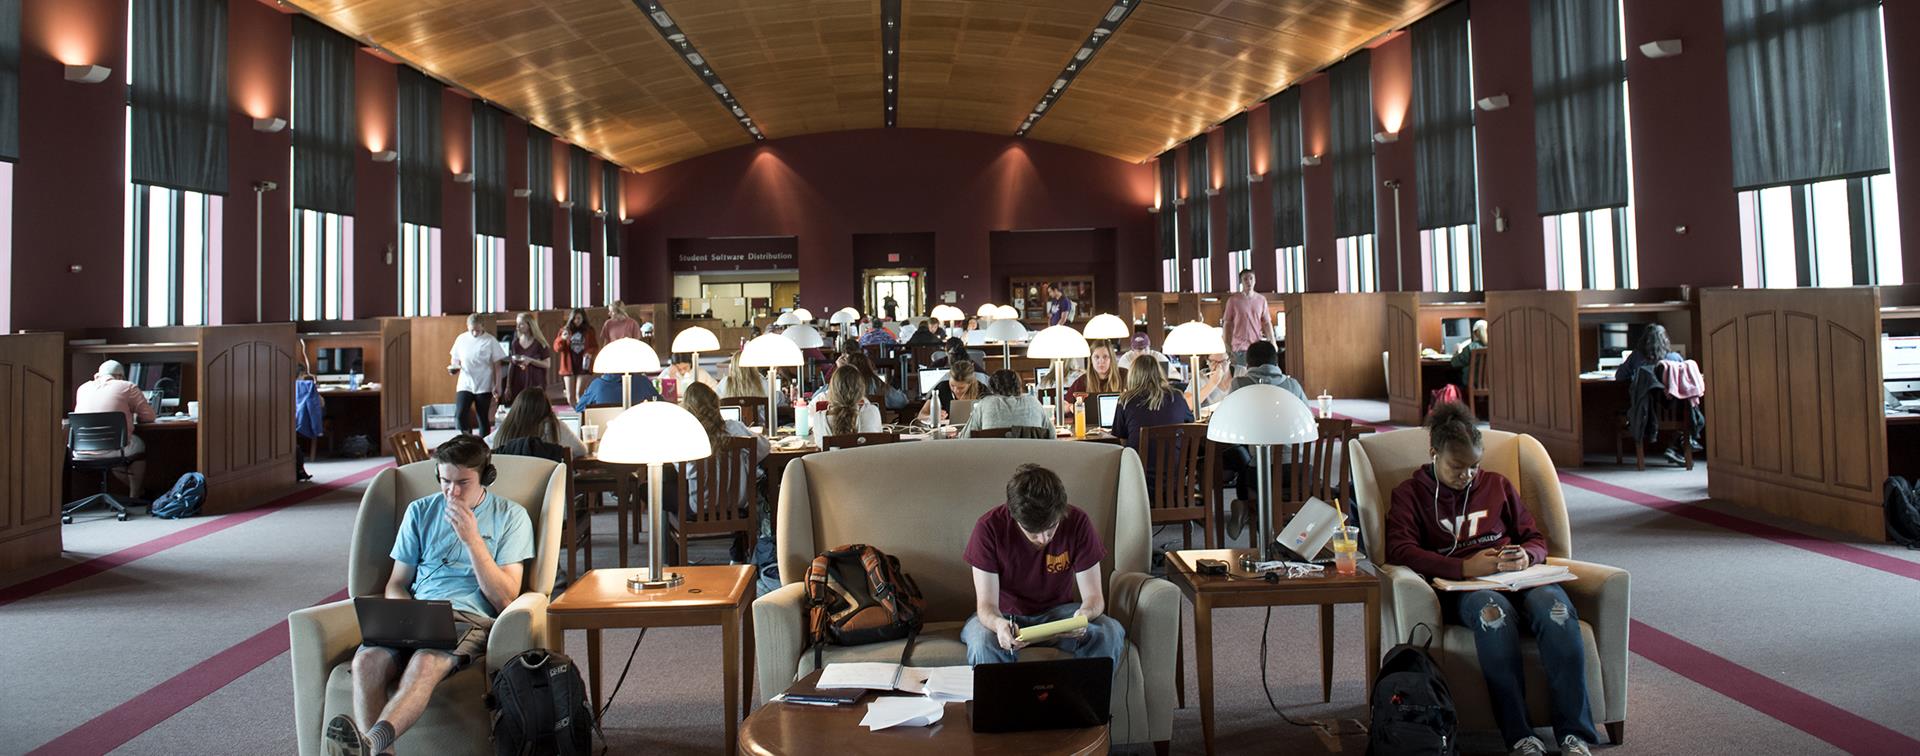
[
  {"xmin": 1349, "ymin": 428, "xmax": 1630, "ymax": 744},
  {"xmin": 287, "ymin": 457, "xmax": 567, "ymax": 756},
  {"xmin": 753, "ymin": 439, "xmax": 1180, "ymax": 749}
]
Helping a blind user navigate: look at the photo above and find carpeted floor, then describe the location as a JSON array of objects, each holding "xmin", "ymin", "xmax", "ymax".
[{"xmin": 5, "ymin": 403, "xmax": 1916, "ymax": 755}]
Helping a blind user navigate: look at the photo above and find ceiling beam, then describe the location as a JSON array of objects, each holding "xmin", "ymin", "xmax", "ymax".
[
  {"xmin": 631, "ymin": 0, "xmax": 764, "ymax": 142},
  {"xmin": 1016, "ymin": 0, "xmax": 1140, "ymax": 138},
  {"xmin": 881, "ymin": 0, "xmax": 901, "ymax": 128}
]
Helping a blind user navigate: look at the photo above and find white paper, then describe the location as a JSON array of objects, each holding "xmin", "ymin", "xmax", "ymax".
[
  {"xmin": 892, "ymin": 666, "xmax": 973, "ymax": 702},
  {"xmin": 860, "ymin": 696, "xmax": 945, "ymax": 730},
  {"xmin": 1480, "ymin": 564, "xmax": 1570, "ymax": 587},
  {"xmin": 817, "ymin": 662, "xmax": 902, "ymax": 691}
]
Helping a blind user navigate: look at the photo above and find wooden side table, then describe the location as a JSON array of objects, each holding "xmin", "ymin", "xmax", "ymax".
[
  {"xmin": 739, "ymin": 671, "xmax": 1109, "ymax": 756},
  {"xmin": 548, "ymin": 564, "xmax": 756, "ymax": 755},
  {"xmin": 1165, "ymin": 549, "xmax": 1381, "ymax": 756}
]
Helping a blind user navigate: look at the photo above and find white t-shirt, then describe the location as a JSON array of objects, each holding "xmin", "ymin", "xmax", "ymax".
[
  {"xmin": 810, "ymin": 402, "xmax": 882, "ymax": 446},
  {"xmin": 450, "ymin": 331, "xmax": 508, "ymax": 394}
]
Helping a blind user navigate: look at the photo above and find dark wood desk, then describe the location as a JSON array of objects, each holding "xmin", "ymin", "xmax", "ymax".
[
  {"xmin": 740, "ymin": 670, "xmax": 1109, "ymax": 756},
  {"xmin": 1165, "ymin": 549, "xmax": 1381, "ymax": 756},
  {"xmin": 548, "ymin": 564, "xmax": 754, "ymax": 755}
]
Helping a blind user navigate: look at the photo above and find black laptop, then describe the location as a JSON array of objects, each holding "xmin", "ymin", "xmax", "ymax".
[
  {"xmin": 353, "ymin": 597, "xmax": 460, "ymax": 650},
  {"xmin": 969, "ymin": 657, "xmax": 1112, "ymax": 734}
]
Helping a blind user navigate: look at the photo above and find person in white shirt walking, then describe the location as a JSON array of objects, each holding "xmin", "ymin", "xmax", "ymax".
[{"xmin": 448, "ymin": 314, "xmax": 509, "ymax": 437}]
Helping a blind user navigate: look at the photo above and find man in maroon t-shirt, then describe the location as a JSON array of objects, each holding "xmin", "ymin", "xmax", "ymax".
[{"xmin": 961, "ymin": 464, "xmax": 1125, "ymax": 672}]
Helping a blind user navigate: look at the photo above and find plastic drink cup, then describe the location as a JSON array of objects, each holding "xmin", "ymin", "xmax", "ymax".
[{"xmin": 1331, "ymin": 525, "xmax": 1360, "ymax": 576}]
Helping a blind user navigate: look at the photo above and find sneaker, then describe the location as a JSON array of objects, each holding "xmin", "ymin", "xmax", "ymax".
[
  {"xmin": 1226, "ymin": 499, "xmax": 1249, "ymax": 542},
  {"xmin": 1663, "ymin": 447, "xmax": 1687, "ymax": 467},
  {"xmin": 1508, "ymin": 736, "xmax": 1548, "ymax": 756},
  {"xmin": 324, "ymin": 715, "xmax": 370, "ymax": 756},
  {"xmin": 1560, "ymin": 735, "xmax": 1595, "ymax": 756}
]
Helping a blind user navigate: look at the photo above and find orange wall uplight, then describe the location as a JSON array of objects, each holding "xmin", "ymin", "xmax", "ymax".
[{"xmin": 37, "ymin": 0, "xmax": 113, "ymax": 67}]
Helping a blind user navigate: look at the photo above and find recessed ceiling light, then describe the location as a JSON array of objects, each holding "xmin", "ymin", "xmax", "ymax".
[{"xmin": 649, "ymin": 9, "xmax": 672, "ymax": 27}]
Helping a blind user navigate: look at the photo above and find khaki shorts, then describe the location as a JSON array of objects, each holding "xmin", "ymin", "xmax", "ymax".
[{"xmin": 361, "ymin": 610, "xmax": 493, "ymax": 671}]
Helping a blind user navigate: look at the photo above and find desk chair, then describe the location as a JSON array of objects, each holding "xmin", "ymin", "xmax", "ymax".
[
  {"xmin": 669, "ymin": 436, "xmax": 759, "ymax": 565},
  {"xmin": 1466, "ymin": 349, "xmax": 1491, "ymax": 418},
  {"xmin": 1616, "ymin": 394, "xmax": 1695, "ymax": 471},
  {"xmin": 820, "ymin": 432, "xmax": 900, "ymax": 451},
  {"xmin": 388, "ymin": 430, "xmax": 428, "ymax": 466},
  {"xmin": 64, "ymin": 412, "xmax": 144, "ymax": 523},
  {"xmin": 1140, "ymin": 423, "xmax": 1216, "ymax": 550},
  {"xmin": 719, "ymin": 396, "xmax": 769, "ymax": 428}
]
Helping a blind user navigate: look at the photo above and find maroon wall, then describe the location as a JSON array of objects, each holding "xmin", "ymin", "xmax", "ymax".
[
  {"xmin": 988, "ymin": 229, "xmax": 1118, "ymax": 307},
  {"xmin": 1623, "ymin": 0, "xmax": 1742, "ymax": 288},
  {"xmin": 1248, "ymin": 102, "xmax": 1279, "ymax": 289},
  {"xmin": 1300, "ymin": 75, "xmax": 1338, "ymax": 292},
  {"xmin": 440, "ymin": 90, "xmax": 474, "ymax": 315},
  {"xmin": 1371, "ymin": 32, "xmax": 1418, "ymax": 292},
  {"xmin": 351, "ymin": 51, "xmax": 396, "ymax": 319},
  {"xmin": 1888, "ymin": 1, "xmax": 1920, "ymax": 283},
  {"xmin": 13, "ymin": 0, "xmax": 126, "ymax": 330},
  {"xmin": 224, "ymin": 0, "xmax": 291, "ymax": 325},
  {"xmin": 621, "ymin": 129, "xmax": 1155, "ymax": 314},
  {"xmin": 1470, "ymin": 0, "xmax": 1547, "ymax": 290}
]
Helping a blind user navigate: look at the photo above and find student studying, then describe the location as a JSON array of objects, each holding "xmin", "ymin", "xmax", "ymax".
[{"xmin": 961, "ymin": 464, "xmax": 1124, "ymax": 672}]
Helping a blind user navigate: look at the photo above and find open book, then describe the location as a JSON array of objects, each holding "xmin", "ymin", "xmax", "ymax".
[
  {"xmin": 815, "ymin": 663, "xmax": 974, "ymax": 702},
  {"xmin": 1432, "ymin": 564, "xmax": 1576, "ymax": 592}
]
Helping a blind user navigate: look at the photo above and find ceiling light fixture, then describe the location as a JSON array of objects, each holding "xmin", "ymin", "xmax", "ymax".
[
  {"xmin": 881, "ymin": 0, "xmax": 901, "ymax": 128},
  {"xmin": 1016, "ymin": 0, "xmax": 1137, "ymax": 137},
  {"xmin": 635, "ymin": 1, "xmax": 763, "ymax": 142}
]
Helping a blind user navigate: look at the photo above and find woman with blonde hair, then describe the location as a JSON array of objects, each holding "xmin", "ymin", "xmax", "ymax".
[
  {"xmin": 811, "ymin": 366, "xmax": 881, "ymax": 445},
  {"xmin": 718, "ymin": 358, "xmax": 766, "ymax": 399},
  {"xmin": 918, "ymin": 357, "xmax": 983, "ymax": 424},
  {"xmin": 1109, "ymin": 355, "xmax": 1192, "ymax": 453},
  {"xmin": 499, "ymin": 313, "xmax": 551, "ymax": 404},
  {"xmin": 600, "ymin": 300, "xmax": 643, "ymax": 343},
  {"xmin": 1067, "ymin": 341, "xmax": 1127, "ymax": 396}
]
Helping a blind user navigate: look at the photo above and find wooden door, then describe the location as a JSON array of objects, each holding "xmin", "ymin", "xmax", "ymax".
[{"xmin": 0, "ymin": 333, "xmax": 65, "ymax": 573}]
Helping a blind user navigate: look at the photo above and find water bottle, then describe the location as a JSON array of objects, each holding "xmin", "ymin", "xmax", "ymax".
[
  {"xmin": 793, "ymin": 398, "xmax": 810, "ymax": 438},
  {"xmin": 1073, "ymin": 395, "xmax": 1087, "ymax": 439},
  {"xmin": 928, "ymin": 390, "xmax": 942, "ymax": 429},
  {"xmin": 348, "ymin": 372, "xmax": 362, "ymax": 390},
  {"xmin": 1317, "ymin": 390, "xmax": 1333, "ymax": 419}
]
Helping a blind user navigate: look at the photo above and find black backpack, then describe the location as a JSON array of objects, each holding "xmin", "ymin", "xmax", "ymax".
[
  {"xmin": 149, "ymin": 472, "xmax": 205, "ymax": 519},
  {"xmin": 1367, "ymin": 625, "xmax": 1458, "ymax": 756},
  {"xmin": 488, "ymin": 649, "xmax": 598, "ymax": 756},
  {"xmin": 803, "ymin": 544, "xmax": 926, "ymax": 668},
  {"xmin": 1886, "ymin": 477, "xmax": 1920, "ymax": 549}
]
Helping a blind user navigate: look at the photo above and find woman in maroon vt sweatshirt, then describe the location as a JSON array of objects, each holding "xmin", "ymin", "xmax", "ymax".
[{"xmin": 1385, "ymin": 403, "xmax": 1598, "ymax": 756}]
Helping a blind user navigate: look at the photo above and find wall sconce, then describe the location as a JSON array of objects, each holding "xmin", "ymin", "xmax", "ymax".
[
  {"xmin": 594, "ymin": 209, "xmax": 608, "ymax": 218},
  {"xmin": 1372, "ymin": 131, "xmax": 1399, "ymax": 144},
  {"xmin": 558, "ymin": 200, "xmax": 575, "ymax": 209},
  {"xmin": 512, "ymin": 188, "xmax": 532, "ymax": 198},
  {"xmin": 1639, "ymin": 39, "xmax": 1683, "ymax": 59},
  {"xmin": 1476, "ymin": 94, "xmax": 1510, "ymax": 111},
  {"xmin": 1247, "ymin": 173, "xmax": 1265, "ymax": 183},
  {"xmin": 371, "ymin": 150, "xmax": 398, "ymax": 163},
  {"xmin": 452, "ymin": 172, "xmax": 474, "ymax": 184},
  {"xmin": 1148, "ymin": 205, "xmax": 1162, "ymax": 214},
  {"xmin": 1204, "ymin": 187, "xmax": 1221, "ymax": 197},
  {"xmin": 1171, "ymin": 197, "xmax": 1187, "ymax": 207},
  {"xmin": 252, "ymin": 117, "xmax": 287, "ymax": 133},
  {"xmin": 620, "ymin": 218, "xmax": 635, "ymax": 225},
  {"xmin": 64, "ymin": 65, "xmax": 111, "ymax": 84},
  {"xmin": 1301, "ymin": 155, "xmax": 1322, "ymax": 167}
]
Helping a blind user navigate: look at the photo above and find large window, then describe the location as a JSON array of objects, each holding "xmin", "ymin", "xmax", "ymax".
[
  {"xmin": 399, "ymin": 222, "xmax": 437, "ymax": 316},
  {"xmin": 1228, "ymin": 250, "xmax": 1253, "ymax": 282},
  {"xmin": 603, "ymin": 253, "xmax": 622, "ymax": 305},
  {"xmin": 474, "ymin": 233, "xmax": 503, "ymax": 311},
  {"xmin": 1534, "ymin": 0, "xmax": 1633, "ymax": 291},
  {"xmin": 1546, "ymin": 207, "xmax": 1632, "ymax": 290},
  {"xmin": 295, "ymin": 209, "xmax": 349, "ymax": 320},
  {"xmin": 1161, "ymin": 256, "xmax": 1181, "ymax": 293},
  {"xmin": 1422, "ymin": 225, "xmax": 1480, "ymax": 292},
  {"xmin": 1741, "ymin": 174, "xmax": 1902, "ymax": 287},
  {"xmin": 124, "ymin": 183, "xmax": 215, "ymax": 326},
  {"xmin": 1190, "ymin": 257, "xmax": 1213, "ymax": 293},
  {"xmin": 1338, "ymin": 234, "xmax": 1377, "ymax": 292},
  {"xmin": 529, "ymin": 244, "xmax": 553, "ymax": 309},
  {"xmin": 124, "ymin": 0, "xmax": 226, "ymax": 327},
  {"xmin": 1412, "ymin": 1, "xmax": 1480, "ymax": 293},
  {"xmin": 1274, "ymin": 245, "xmax": 1306, "ymax": 293},
  {"xmin": 571, "ymin": 249, "xmax": 591, "ymax": 307}
]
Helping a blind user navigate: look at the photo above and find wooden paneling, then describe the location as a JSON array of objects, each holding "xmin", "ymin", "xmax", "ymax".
[
  {"xmin": 198, "ymin": 324, "xmax": 300, "ymax": 516},
  {"xmin": 0, "ymin": 334, "xmax": 65, "ymax": 574},
  {"xmin": 410, "ymin": 315, "xmax": 474, "ymax": 427},
  {"xmin": 288, "ymin": 0, "xmax": 1456, "ymax": 169},
  {"xmin": 1281, "ymin": 292, "xmax": 1387, "ymax": 399},
  {"xmin": 1486, "ymin": 291, "xmax": 1581, "ymax": 466},
  {"xmin": 379, "ymin": 318, "xmax": 415, "ymax": 447},
  {"xmin": 1385, "ymin": 292, "xmax": 1420, "ymax": 424},
  {"xmin": 1702, "ymin": 287, "xmax": 1888, "ymax": 539}
]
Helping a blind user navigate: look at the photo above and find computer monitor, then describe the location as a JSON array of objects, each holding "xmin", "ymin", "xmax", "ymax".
[
  {"xmin": 1441, "ymin": 318, "xmax": 1472, "ymax": 340},
  {"xmin": 1097, "ymin": 394, "xmax": 1120, "ymax": 429},
  {"xmin": 720, "ymin": 405, "xmax": 743, "ymax": 424},
  {"xmin": 127, "ymin": 362, "xmax": 185, "ymax": 400},
  {"xmin": 315, "ymin": 347, "xmax": 364, "ymax": 377},
  {"xmin": 1442, "ymin": 335, "xmax": 1468, "ymax": 355},
  {"xmin": 1595, "ymin": 323, "xmax": 1632, "ymax": 360},
  {"xmin": 919, "ymin": 368, "xmax": 950, "ymax": 396},
  {"xmin": 1884, "ymin": 335, "xmax": 1920, "ymax": 387}
]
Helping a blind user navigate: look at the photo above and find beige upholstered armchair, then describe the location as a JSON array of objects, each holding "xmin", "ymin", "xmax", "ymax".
[
  {"xmin": 753, "ymin": 439, "xmax": 1181, "ymax": 751},
  {"xmin": 288, "ymin": 457, "xmax": 567, "ymax": 756},
  {"xmin": 1349, "ymin": 428, "xmax": 1630, "ymax": 744}
]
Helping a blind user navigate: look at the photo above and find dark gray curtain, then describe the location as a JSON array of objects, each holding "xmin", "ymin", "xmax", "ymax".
[
  {"xmin": 0, "ymin": 0, "xmax": 20, "ymax": 161},
  {"xmin": 1414, "ymin": 1, "xmax": 1475, "ymax": 229},
  {"xmin": 1158, "ymin": 154, "xmax": 1178, "ymax": 260},
  {"xmin": 602, "ymin": 163, "xmax": 622, "ymax": 257},
  {"xmin": 569, "ymin": 146, "xmax": 590, "ymax": 251},
  {"xmin": 1269, "ymin": 89, "xmax": 1304, "ymax": 248},
  {"xmin": 1329, "ymin": 52, "xmax": 1375, "ymax": 238},
  {"xmin": 472, "ymin": 104, "xmax": 506, "ymax": 237},
  {"xmin": 1724, "ymin": 0, "xmax": 1889, "ymax": 189},
  {"xmin": 1224, "ymin": 114, "xmax": 1252, "ymax": 251},
  {"xmin": 292, "ymin": 16, "xmax": 356, "ymax": 216},
  {"xmin": 1187, "ymin": 138, "xmax": 1210, "ymax": 260},
  {"xmin": 398, "ymin": 68, "xmax": 442, "ymax": 226},
  {"xmin": 131, "ymin": 0, "xmax": 227, "ymax": 195},
  {"xmin": 1532, "ymin": 0, "xmax": 1627, "ymax": 215},
  {"xmin": 527, "ymin": 128, "xmax": 553, "ymax": 247}
]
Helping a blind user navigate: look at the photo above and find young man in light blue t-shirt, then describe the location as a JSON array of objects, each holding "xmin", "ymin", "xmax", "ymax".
[{"xmin": 326, "ymin": 435, "xmax": 534, "ymax": 756}]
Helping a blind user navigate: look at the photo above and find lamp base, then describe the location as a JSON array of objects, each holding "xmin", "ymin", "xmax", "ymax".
[{"xmin": 627, "ymin": 572, "xmax": 685, "ymax": 591}]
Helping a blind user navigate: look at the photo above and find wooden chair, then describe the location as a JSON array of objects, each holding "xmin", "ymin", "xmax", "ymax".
[
  {"xmin": 821, "ymin": 432, "xmax": 901, "ymax": 451},
  {"xmin": 389, "ymin": 430, "xmax": 427, "ymax": 466},
  {"xmin": 867, "ymin": 393, "xmax": 893, "ymax": 424},
  {"xmin": 1140, "ymin": 423, "xmax": 1216, "ymax": 550},
  {"xmin": 557, "ymin": 449, "xmax": 594, "ymax": 583},
  {"xmin": 1466, "ymin": 349, "xmax": 1491, "ymax": 418},
  {"xmin": 667, "ymin": 436, "xmax": 761, "ymax": 565},
  {"xmin": 1222, "ymin": 418, "xmax": 1353, "ymax": 547},
  {"xmin": 910, "ymin": 345, "xmax": 938, "ymax": 370},
  {"xmin": 1615, "ymin": 395, "xmax": 1696, "ymax": 471},
  {"xmin": 720, "ymin": 396, "xmax": 769, "ymax": 428}
]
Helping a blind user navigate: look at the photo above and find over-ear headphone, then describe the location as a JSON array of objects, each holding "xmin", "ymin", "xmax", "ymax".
[{"xmin": 480, "ymin": 462, "xmax": 498, "ymax": 487}]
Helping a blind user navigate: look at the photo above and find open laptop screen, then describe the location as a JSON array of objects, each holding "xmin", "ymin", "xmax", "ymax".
[{"xmin": 1097, "ymin": 394, "xmax": 1120, "ymax": 428}]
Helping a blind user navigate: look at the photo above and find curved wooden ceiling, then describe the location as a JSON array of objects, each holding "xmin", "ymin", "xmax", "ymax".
[{"xmin": 284, "ymin": 0, "xmax": 1450, "ymax": 171}]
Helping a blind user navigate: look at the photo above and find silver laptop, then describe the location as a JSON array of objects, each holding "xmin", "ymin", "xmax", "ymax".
[
  {"xmin": 947, "ymin": 399, "xmax": 974, "ymax": 425},
  {"xmin": 720, "ymin": 405, "xmax": 743, "ymax": 423},
  {"xmin": 1097, "ymin": 394, "xmax": 1119, "ymax": 428}
]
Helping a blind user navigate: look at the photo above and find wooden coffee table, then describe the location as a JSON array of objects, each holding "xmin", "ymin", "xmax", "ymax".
[
  {"xmin": 548, "ymin": 564, "xmax": 755, "ymax": 755},
  {"xmin": 1165, "ymin": 549, "xmax": 1381, "ymax": 756},
  {"xmin": 738, "ymin": 671, "xmax": 1109, "ymax": 756}
]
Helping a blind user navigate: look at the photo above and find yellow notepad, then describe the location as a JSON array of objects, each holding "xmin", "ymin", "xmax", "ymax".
[{"xmin": 1016, "ymin": 615, "xmax": 1089, "ymax": 644}]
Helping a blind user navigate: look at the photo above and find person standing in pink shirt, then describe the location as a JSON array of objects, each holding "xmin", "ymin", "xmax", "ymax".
[
  {"xmin": 73, "ymin": 360, "xmax": 158, "ymax": 496},
  {"xmin": 600, "ymin": 300, "xmax": 644, "ymax": 344},
  {"xmin": 1219, "ymin": 269, "xmax": 1276, "ymax": 366}
]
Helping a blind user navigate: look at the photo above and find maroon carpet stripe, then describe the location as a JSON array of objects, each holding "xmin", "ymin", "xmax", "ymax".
[
  {"xmin": 1558, "ymin": 471, "xmax": 1920, "ymax": 583},
  {"xmin": 27, "ymin": 588, "xmax": 351, "ymax": 756},
  {"xmin": 1631, "ymin": 620, "xmax": 1920, "ymax": 754},
  {"xmin": 0, "ymin": 462, "xmax": 392, "ymax": 607}
]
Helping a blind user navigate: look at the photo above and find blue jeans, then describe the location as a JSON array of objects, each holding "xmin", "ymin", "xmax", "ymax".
[
  {"xmin": 1447, "ymin": 584, "xmax": 1599, "ymax": 746},
  {"xmin": 961, "ymin": 602, "xmax": 1125, "ymax": 674}
]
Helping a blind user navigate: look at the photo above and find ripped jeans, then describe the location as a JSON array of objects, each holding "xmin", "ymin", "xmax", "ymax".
[{"xmin": 1445, "ymin": 584, "xmax": 1599, "ymax": 746}]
